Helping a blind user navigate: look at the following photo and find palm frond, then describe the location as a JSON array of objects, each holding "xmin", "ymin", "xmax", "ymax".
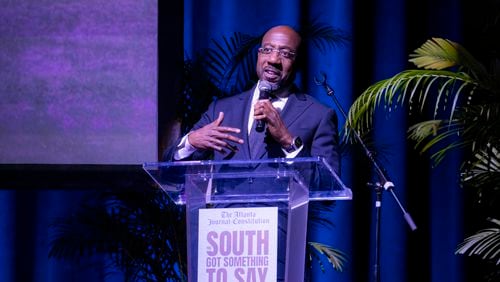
[
  {"xmin": 406, "ymin": 119, "xmax": 442, "ymax": 142},
  {"xmin": 405, "ymin": 101, "xmax": 500, "ymax": 166},
  {"xmin": 345, "ymin": 37, "xmax": 499, "ymax": 147},
  {"xmin": 460, "ymin": 104, "xmax": 500, "ymax": 152},
  {"xmin": 204, "ymin": 32, "xmax": 261, "ymax": 96},
  {"xmin": 466, "ymin": 145, "xmax": 500, "ymax": 175},
  {"xmin": 407, "ymin": 119, "xmax": 471, "ymax": 164},
  {"xmin": 299, "ymin": 21, "xmax": 351, "ymax": 53},
  {"xmin": 49, "ymin": 189, "xmax": 188, "ymax": 281},
  {"xmin": 345, "ymin": 70, "xmax": 479, "ymax": 141},
  {"xmin": 461, "ymin": 144, "xmax": 500, "ymax": 208},
  {"xmin": 456, "ymin": 218, "xmax": 500, "ymax": 265},
  {"xmin": 344, "ymin": 29, "xmax": 500, "ymax": 277},
  {"xmin": 409, "ymin": 38, "xmax": 490, "ymax": 82},
  {"xmin": 308, "ymin": 242, "xmax": 348, "ymax": 272},
  {"xmin": 409, "ymin": 37, "xmax": 460, "ymax": 70}
]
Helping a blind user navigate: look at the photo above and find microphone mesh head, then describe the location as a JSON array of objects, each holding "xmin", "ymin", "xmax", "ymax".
[{"xmin": 258, "ymin": 80, "xmax": 277, "ymax": 98}]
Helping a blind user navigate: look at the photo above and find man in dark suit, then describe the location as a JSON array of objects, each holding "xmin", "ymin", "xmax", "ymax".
[
  {"xmin": 163, "ymin": 25, "xmax": 340, "ymax": 173},
  {"xmin": 162, "ymin": 25, "xmax": 341, "ymax": 282}
]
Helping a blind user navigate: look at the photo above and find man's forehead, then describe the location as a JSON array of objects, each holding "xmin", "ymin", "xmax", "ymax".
[{"xmin": 261, "ymin": 30, "xmax": 300, "ymax": 49}]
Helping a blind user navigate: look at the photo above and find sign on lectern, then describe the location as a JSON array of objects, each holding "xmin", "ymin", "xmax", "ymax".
[{"xmin": 143, "ymin": 157, "xmax": 351, "ymax": 281}]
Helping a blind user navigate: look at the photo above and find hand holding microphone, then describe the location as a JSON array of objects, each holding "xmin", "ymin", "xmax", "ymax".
[{"xmin": 255, "ymin": 81, "xmax": 277, "ymax": 132}]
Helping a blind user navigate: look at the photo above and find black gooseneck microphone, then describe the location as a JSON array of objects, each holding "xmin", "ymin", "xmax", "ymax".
[{"xmin": 255, "ymin": 81, "xmax": 276, "ymax": 132}]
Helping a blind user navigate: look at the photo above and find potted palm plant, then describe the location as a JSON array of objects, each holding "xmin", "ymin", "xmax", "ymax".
[{"xmin": 345, "ymin": 37, "xmax": 500, "ymax": 279}]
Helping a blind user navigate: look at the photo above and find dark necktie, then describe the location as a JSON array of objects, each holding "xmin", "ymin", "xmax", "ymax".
[{"xmin": 248, "ymin": 119, "xmax": 266, "ymax": 159}]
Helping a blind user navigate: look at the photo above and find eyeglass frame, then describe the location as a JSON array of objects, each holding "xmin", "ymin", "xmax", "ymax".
[{"xmin": 257, "ymin": 47, "xmax": 297, "ymax": 60}]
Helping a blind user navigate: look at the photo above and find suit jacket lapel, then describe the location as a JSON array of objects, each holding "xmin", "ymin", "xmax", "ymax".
[
  {"xmin": 280, "ymin": 92, "xmax": 310, "ymax": 129},
  {"xmin": 253, "ymin": 92, "xmax": 310, "ymax": 159}
]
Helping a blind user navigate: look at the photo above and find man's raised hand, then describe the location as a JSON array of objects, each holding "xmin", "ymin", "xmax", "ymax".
[{"xmin": 188, "ymin": 112, "xmax": 243, "ymax": 152}]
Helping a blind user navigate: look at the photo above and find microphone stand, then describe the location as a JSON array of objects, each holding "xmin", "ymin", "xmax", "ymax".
[{"xmin": 314, "ymin": 72, "xmax": 417, "ymax": 282}]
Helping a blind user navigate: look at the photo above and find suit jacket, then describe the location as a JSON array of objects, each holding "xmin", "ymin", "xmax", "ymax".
[{"xmin": 164, "ymin": 85, "xmax": 340, "ymax": 174}]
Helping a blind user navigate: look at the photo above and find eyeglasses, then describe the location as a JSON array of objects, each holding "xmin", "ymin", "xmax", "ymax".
[{"xmin": 258, "ymin": 47, "xmax": 296, "ymax": 60}]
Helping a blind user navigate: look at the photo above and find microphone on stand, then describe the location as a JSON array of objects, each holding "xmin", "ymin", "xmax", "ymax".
[
  {"xmin": 314, "ymin": 71, "xmax": 417, "ymax": 282},
  {"xmin": 256, "ymin": 81, "xmax": 276, "ymax": 132}
]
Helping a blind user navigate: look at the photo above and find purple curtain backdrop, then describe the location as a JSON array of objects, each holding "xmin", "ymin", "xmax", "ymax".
[{"xmin": 0, "ymin": 0, "xmax": 158, "ymax": 164}]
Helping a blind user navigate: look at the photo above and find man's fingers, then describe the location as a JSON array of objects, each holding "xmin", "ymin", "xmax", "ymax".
[
  {"xmin": 214, "ymin": 112, "xmax": 224, "ymax": 126},
  {"xmin": 254, "ymin": 113, "xmax": 266, "ymax": 120},
  {"xmin": 212, "ymin": 124, "xmax": 243, "ymax": 144},
  {"xmin": 254, "ymin": 100, "xmax": 275, "ymax": 122},
  {"xmin": 209, "ymin": 137, "xmax": 238, "ymax": 153},
  {"xmin": 217, "ymin": 131, "xmax": 243, "ymax": 144},
  {"xmin": 197, "ymin": 112, "xmax": 244, "ymax": 150},
  {"xmin": 217, "ymin": 126, "xmax": 241, "ymax": 134},
  {"xmin": 227, "ymin": 135, "xmax": 244, "ymax": 144}
]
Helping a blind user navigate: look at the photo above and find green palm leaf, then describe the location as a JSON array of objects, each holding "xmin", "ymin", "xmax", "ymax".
[
  {"xmin": 345, "ymin": 35, "xmax": 500, "ymax": 277},
  {"xmin": 409, "ymin": 37, "xmax": 490, "ymax": 81},
  {"xmin": 344, "ymin": 37, "xmax": 500, "ymax": 161},
  {"xmin": 407, "ymin": 119, "xmax": 469, "ymax": 164},
  {"xmin": 459, "ymin": 104, "xmax": 500, "ymax": 152},
  {"xmin": 345, "ymin": 69, "xmax": 479, "ymax": 141},
  {"xmin": 461, "ymin": 144, "xmax": 500, "ymax": 208},
  {"xmin": 308, "ymin": 242, "xmax": 348, "ymax": 272},
  {"xmin": 409, "ymin": 37, "xmax": 460, "ymax": 70},
  {"xmin": 405, "ymin": 101, "xmax": 500, "ymax": 165},
  {"xmin": 456, "ymin": 218, "xmax": 500, "ymax": 265}
]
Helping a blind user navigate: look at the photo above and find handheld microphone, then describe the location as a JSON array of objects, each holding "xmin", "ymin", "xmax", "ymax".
[{"xmin": 255, "ymin": 81, "xmax": 276, "ymax": 132}]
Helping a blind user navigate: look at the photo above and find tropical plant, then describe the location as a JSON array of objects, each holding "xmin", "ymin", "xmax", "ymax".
[
  {"xmin": 49, "ymin": 186, "xmax": 188, "ymax": 281},
  {"xmin": 345, "ymin": 37, "xmax": 500, "ymax": 278},
  {"xmin": 49, "ymin": 22, "xmax": 352, "ymax": 280},
  {"xmin": 456, "ymin": 218, "xmax": 500, "ymax": 265},
  {"xmin": 308, "ymin": 242, "xmax": 348, "ymax": 272}
]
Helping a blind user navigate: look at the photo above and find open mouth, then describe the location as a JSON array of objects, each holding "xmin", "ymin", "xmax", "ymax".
[{"xmin": 263, "ymin": 67, "xmax": 281, "ymax": 81}]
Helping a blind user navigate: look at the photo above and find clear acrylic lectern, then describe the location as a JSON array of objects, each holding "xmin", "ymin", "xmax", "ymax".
[{"xmin": 143, "ymin": 157, "xmax": 351, "ymax": 282}]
